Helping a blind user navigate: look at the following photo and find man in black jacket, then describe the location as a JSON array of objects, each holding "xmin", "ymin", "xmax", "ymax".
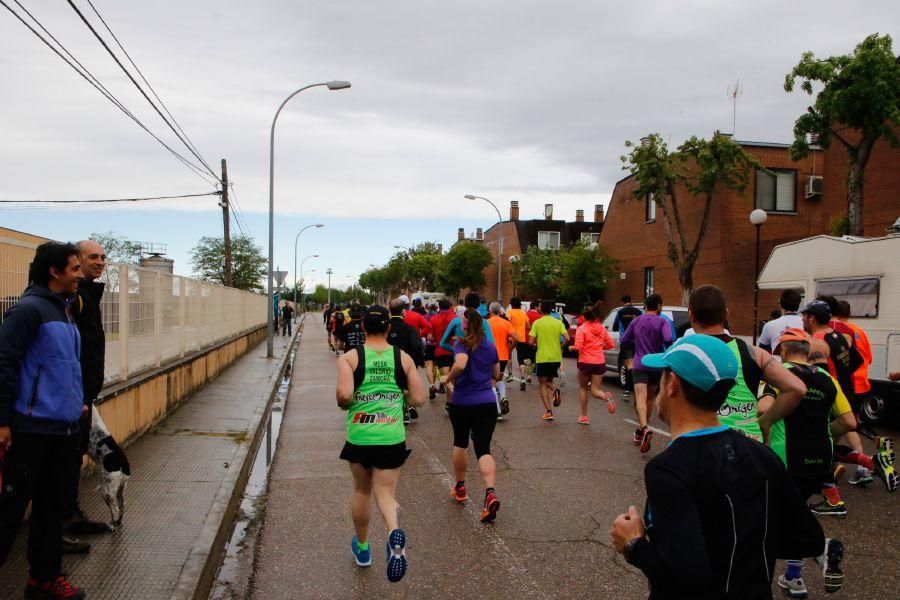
[{"xmin": 387, "ymin": 299, "xmax": 423, "ymax": 422}]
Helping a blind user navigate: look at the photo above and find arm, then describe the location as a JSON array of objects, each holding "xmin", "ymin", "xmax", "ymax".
[
  {"xmin": 757, "ymin": 322, "xmax": 773, "ymax": 353},
  {"xmin": 572, "ymin": 326, "xmax": 584, "ymax": 352},
  {"xmin": 445, "ymin": 352, "xmax": 469, "ymax": 385},
  {"xmin": 829, "ymin": 378, "xmax": 856, "ymax": 438},
  {"xmin": 335, "ymin": 352, "xmax": 356, "ymax": 409},
  {"xmin": 755, "ymin": 349, "xmax": 807, "ymax": 441},
  {"xmin": 408, "ymin": 326, "xmax": 425, "ymax": 367},
  {"xmin": 560, "ymin": 320, "xmax": 571, "ymax": 344},
  {"xmin": 601, "ymin": 326, "xmax": 616, "ymax": 350},
  {"xmin": 439, "ymin": 320, "xmax": 458, "ymax": 353},
  {"xmin": 0, "ymin": 302, "xmax": 41, "ymax": 440},
  {"xmin": 492, "ymin": 361, "xmax": 502, "ymax": 382},
  {"xmin": 403, "ymin": 351, "xmax": 426, "ymax": 407},
  {"xmin": 619, "ymin": 320, "xmax": 634, "ymax": 348}
]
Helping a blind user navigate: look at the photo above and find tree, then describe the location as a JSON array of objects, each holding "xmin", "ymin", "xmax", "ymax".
[
  {"xmin": 621, "ymin": 132, "xmax": 760, "ymax": 305},
  {"xmin": 189, "ymin": 235, "xmax": 266, "ymax": 291},
  {"xmin": 435, "ymin": 242, "xmax": 493, "ymax": 297},
  {"xmin": 558, "ymin": 241, "xmax": 617, "ymax": 307},
  {"xmin": 510, "ymin": 246, "xmax": 560, "ymax": 299},
  {"xmin": 785, "ymin": 34, "xmax": 900, "ymax": 236},
  {"xmin": 406, "ymin": 242, "xmax": 443, "ymax": 291},
  {"xmin": 89, "ymin": 231, "xmax": 141, "ymax": 290}
]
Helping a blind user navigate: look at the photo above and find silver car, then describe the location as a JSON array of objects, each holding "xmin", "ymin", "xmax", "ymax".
[{"xmin": 601, "ymin": 306, "xmax": 691, "ymax": 386}]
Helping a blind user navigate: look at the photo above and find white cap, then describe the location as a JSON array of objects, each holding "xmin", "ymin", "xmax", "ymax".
[{"xmin": 398, "ymin": 294, "xmax": 410, "ymax": 304}]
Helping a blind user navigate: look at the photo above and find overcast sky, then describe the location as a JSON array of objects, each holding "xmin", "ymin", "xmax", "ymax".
[{"xmin": 1, "ymin": 1, "xmax": 898, "ymax": 287}]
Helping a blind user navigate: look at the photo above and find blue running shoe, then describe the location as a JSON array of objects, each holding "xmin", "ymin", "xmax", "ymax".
[
  {"xmin": 385, "ymin": 528, "xmax": 408, "ymax": 583},
  {"xmin": 351, "ymin": 536, "xmax": 371, "ymax": 567}
]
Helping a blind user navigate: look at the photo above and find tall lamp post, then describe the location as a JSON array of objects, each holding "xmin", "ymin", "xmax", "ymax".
[
  {"xmin": 267, "ymin": 80, "xmax": 350, "ymax": 358},
  {"xmin": 750, "ymin": 208, "xmax": 768, "ymax": 345},
  {"xmin": 465, "ymin": 194, "xmax": 503, "ymax": 302},
  {"xmin": 293, "ymin": 225, "xmax": 323, "ymax": 312}
]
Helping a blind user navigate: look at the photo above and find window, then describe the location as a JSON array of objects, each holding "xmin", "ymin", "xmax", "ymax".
[
  {"xmin": 755, "ymin": 169, "xmax": 797, "ymax": 212},
  {"xmin": 815, "ymin": 277, "xmax": 880, "ymax": 318},
  {"xmin": 645, "ymin": 196, "xmax": 657, "ymax": 223},
  {"xmin": 644, "ymin": 267, "xmax": 654, "ymax": 298},
  {"xmin": 580, "ymin": 232, "xmax": 600, "ymax": 244},
  {"xmin": 537, "ymin": 230, "xmax": 560, "ymax": 250}
]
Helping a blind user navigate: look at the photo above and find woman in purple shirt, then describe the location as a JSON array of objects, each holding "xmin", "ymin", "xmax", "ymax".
[{"xmin": 440, "ymin": 311, "xmax": 502, "ymax": 522}]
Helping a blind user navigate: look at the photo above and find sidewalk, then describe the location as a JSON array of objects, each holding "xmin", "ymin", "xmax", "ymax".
[{"xmin": 0, "ymin": 329, "xmax": 296, "ymax": 600}]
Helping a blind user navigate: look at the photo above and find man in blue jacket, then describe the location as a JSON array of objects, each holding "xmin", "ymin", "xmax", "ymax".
[{"xmin": 0, "ymin": 242, "xmax": 87, "ymax": 600}]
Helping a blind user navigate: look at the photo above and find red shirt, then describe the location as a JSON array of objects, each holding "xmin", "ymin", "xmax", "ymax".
[
  {"xmin": 404, "ymin": 309, "xmax": 432, "ymax": 337},
  {"xmin": 526, "ymin": 309, "xmax": 541, "ymax": 325},
  {"xmin": 429, "ymin": 310, "xmax": 456, "ymax": 357}
]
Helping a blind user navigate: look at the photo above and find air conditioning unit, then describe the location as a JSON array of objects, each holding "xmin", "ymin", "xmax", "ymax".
[{"xmin": 805, "ymin": 175, "xmax": 823, "ymax": 198}]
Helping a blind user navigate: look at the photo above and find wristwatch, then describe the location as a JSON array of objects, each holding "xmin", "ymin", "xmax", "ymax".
[{"xmin": 622, "ymin": 536, "xmax": 645, "ymax": 565}]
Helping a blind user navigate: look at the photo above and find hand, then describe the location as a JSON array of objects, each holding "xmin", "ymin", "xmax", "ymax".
[
  {"xmin": 610, "ymin": 506, "xmax": 645, "ymax": 553},
  {"xmin": 568, "ymin": 346, "xmax": 575, "ymax": 352},
  {"xmin": 0, "ymin": 426, "xmax": 11, "ymax": 450},
  {"xmin": 440, "ymin": 375, "xmax": 449, "ymax": 385}
]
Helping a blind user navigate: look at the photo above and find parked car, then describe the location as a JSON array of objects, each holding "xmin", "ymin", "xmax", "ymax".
[{"xmin": 599, "ymin": 305, "xmax": 690, "ymax": 386}]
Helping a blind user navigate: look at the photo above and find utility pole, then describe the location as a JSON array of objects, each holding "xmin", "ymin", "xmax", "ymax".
[
  {"xmin": 220, "ymin": 158, "xmax": 233, "ymax": 287},
  {"xmin": 326, "ymin": 267, "xmax": 334, "ymax": 305}
]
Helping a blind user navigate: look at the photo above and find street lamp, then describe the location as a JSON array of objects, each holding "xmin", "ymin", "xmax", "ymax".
[
  {"xmin": 750, "ymin": 208, "xmax": 768, "ymax": 344},
  {"xmin": 465, "ymin": 194, "xmax": 503, "ymax": 302},
  {"xmin": 267, "ymin": 80, "xmax": 350, "ymax": 358},
  {"xmin": 293, "ymin": 227, "xmax": 323, "ymax": 313},
  {"xmin": 299, "ymin": 267, "xmax": 316, "ymax": 311}
]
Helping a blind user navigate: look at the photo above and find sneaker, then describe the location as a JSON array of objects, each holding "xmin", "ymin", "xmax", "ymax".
[
  {"xmin": 60, "ymin": 536, "xmax": 90, "ymax": 554},
  {"xmin": 429, "ymin": 386, "xmax": 437, "ymax": 400},
  {"xmin": 776, "ymin": 575, "xmax": 808, "ymax": 599},
  {"xmin": 621, "ymin": 389, "xmax": 631, "ymax": 398},
  {"xmin": 808, "ymin": 498, "xmax": 847, "ymax": 517},
  {"xmin": 632, "ymin": 428, "xmax": 643, "ymax": 445},
  {"xmin": 542, "ymin": 411, "xmax": 554, "ymax": 421},
  {"xmin": 351, "ymin": 536, "xmax": 372, "ymax": 567},
  {"xmin": 519, "ymin": 381, "xmax": 526, "ymax": 391},
  {"xmin": 480, "ymin": 490, "xmax": 500, "ymax": 523},
  {"xmin": 500, "ymin": 397, "xmax": 509, "ymax": 415},
  {"xmin": 496, "ymin": 414, "xmax": 505, "ymax": 422},
  {"xmin": 438, "ymin": 384, "xmax": 446, "ymax": 394},
  {"xmin": 586, "ymin": 380, "xmax": 592, "ymax": 389},
  {"xmin": 408, "ymin": 407, "xmax": 419, "ymax": 421},
  {"xmin": 385, "ymin": 528, "xmax": 408, "ymax": 583},
  {"xmin": 879, "ymin": 437, "xmax": 896, "ymax": 464},
  {"xmin": 450, "ymin": 483, "xmax": 468, "ymax": 502},
  {"xmin": 577, "ymin": 416, "xmax": 590, "ymax": 425},
  {"xmin": 25, "ymin": 576, "xmax": 86, "ymax": 600},
  {"xmin": 403, "ymin": 409, "xmax": 411, "ymax": 425},
  {"xmin": 526, "ymin": 376, "xmax": 533, "ymax": 385},
  {"xmin": 816, "ymin": 537, "xmax": 844, "ymax": 593},
  {"xmin": 552, "ymin": 388, "xmax": 562, "ymax": 407},
  {"xmin": 849, "ymin": 466, "xmax": 874, "ymax": 486},
  {"xmin": 505, "ymin": 373, "xmax": 515, "ymax": 383},
  {"xmin": 605, "ymin": 394, "xmax": 617, "ymax": 414},
  {"xmin": 833, "ymin": 464, "xmax": 846, "ymax": 484},
  {"xmin": 444, "ymin": 402, "xmax": 450, "ymax": 413},
  {"xmin": 65, "ymin": 510, "xmax": 110, "ymax": 535},
  {"xmin": 639, "ymin": 428, "xmax": 653, "ymax": 454},
  {"xmin": 874, "ymin": 445, "xmax": 898, "ymax": 493}
]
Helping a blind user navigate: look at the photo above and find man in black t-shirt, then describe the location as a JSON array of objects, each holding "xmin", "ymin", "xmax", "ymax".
[
  {"xmin": 342, "ymin": 304, "xmax": 367, "ymax": 349},
  {"xmin": 613, "ymin": 296, "xmax": 642, "ymax": 396},
  {"xmin": 610, "ymin": 335, "xmax": 833, "ymax": 600},
  {"xmin": 387, "ymin": 299, "xmax": 424, "ymax": 423}
]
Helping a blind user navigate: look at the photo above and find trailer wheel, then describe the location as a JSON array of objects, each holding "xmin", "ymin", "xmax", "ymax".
[{"xmin": 862, "ymin": 393, "xmax": 886, "ymax": 426}]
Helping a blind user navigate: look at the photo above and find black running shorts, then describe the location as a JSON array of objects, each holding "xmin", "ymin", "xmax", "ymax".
[
  {"xmin": 424, "ymin": 345, "xmax": 436, "ymax": 362},
  {"xmin": 435, "ymin": 354, "xmax": 454, "ymax": 369},
  {"xmin": 339, "ymin": 441, "xmax": 410, "ymax": 470},
  {"xmin": 448, "ymin": 403, "xmax": 497, "ymax": 458},
  {"xmin": 535, "ymin": 362, "xmax": 560, "ymax": 379},
  {"xmin": 515, "ymin": 342, "xmax": 534, "ymax": 365},
  {"xmin": 632, "ymin": 369, "xmax": 661, "ymax": 386}
]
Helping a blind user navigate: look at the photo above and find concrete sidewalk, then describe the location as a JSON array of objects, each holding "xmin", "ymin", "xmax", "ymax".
[{"xmin": 0, "ymin": 329, "xmax": 296, "ymax": 600}]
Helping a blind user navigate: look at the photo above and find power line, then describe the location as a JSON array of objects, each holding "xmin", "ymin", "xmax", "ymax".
[
  {"xmin": 0, "ymin": 191, "xmax": 220, "ymax": 204},
  {"xmin": 1, "ymin": 0, "xmax": 218, "ymax": 187},
  {"xmin": 226, "ymin": 182, "xmax": 251, "ymax": 238},
  {"xmin": 65, "ymin": 0, "xmax": 219, "ymax": 181}
]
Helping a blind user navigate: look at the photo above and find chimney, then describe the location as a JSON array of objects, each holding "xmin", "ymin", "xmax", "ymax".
[
  {"xmin": 457, "ymin": 227, "xmax": 465, "ymax": 241},
  {"xmin": 544, "ymin": 204, "xmax": 553, "ymax": 221},
  {"xmin": 510, "ymin": 200, "xmax": 519, "ymax": 221},
  {"xmin": 594, "ymin": 204, "xmax": 604, "ymax": 223},
  {"xmin": 476, "ymin": 227, "xmax": 483, "ymax": 240},
  {"xmin": 575, "ymin": 209, "xmax": 584, "ymax": 223}
]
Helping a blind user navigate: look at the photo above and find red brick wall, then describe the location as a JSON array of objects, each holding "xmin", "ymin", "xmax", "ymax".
[{"xmin": 481, "ymin": 221, "xmax": 522, "ymax": 302}]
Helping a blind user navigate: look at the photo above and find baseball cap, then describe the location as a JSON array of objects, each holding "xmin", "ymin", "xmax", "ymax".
[
  {"xmin": 777, "ymin": 327, "xmax": 809, "ymax": 347},
  {"xmin": 800, "ymin": 299, "xmax": 831, "ymax": 319},
  {"xmin": 363, "ymin": 305, "xmax": 390, "ymax": 329},
  {"xmin": 398, "ymin": 294, "xmax": 410, "ymax": 305},
  {"xmin": 641, "ymin": 335, "xmax": 738, "ymax": 392}
]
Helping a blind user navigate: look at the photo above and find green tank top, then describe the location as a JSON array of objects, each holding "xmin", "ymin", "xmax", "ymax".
[
  {"xmin": 346, "ymin": 346, "xmax": 405, "ymax": 446},
  {"xmin": 716, "ymin": 339, "xmax": 763, "ymax": 441}
]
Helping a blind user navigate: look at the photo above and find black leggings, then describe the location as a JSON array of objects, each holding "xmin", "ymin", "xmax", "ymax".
[{"xmin": 448, "ymin": 403, "xmax": 497, "ymax": 458}]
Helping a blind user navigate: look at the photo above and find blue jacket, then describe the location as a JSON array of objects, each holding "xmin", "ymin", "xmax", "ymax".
[{"xmin": 0, "ymin": 285, "xmax": 83, "ymax": 435}]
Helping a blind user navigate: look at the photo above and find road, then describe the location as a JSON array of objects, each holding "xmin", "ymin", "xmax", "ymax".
[{"xmin": 250, "ymin": 316, "xmax": 899, "ymax": 599}]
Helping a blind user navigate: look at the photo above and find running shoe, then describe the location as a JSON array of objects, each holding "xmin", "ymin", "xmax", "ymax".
[
  {"xmin": 879, "ymin": 437, "xmax": 896, "ymax": 464},
  {"xmin": 505, "ymin": 373, "xmax": 515, "ymax": 383},
  {"xmin": 450, "ymin": 483, "xmax": 468, "ymax": 502},
  {"xmin": 438, "ymin": 384, "xmax": 446, "ymax": 394},
  {"xmin": 577, "ymin": 416, "xmax": 590, "ymax": 425},
  {"xmin": 848, "ymin": 467, "xmax": 873, "ymax": 486},
  {"xmin": 500, "ymin": 397, "xmax": 510, "ymax": 415},
  {"xmin": 408, "ymin": 407, "xmax": 419, "ymax": 421},
  {"xmin": 639, "ymin": 427, "xmax": 653, "ymax": 454},
  {"xmin": 542, "ymin": 411, "xmax": 554, "ymax": 421},
  {"xmin": 586, "ymin": 380, "xmax": 592, "ymax": 389},
  {"xmin": 429, "ymin": 386, "xmax": 437, "ymax": 400},
  {"xmin": 815, "ymin": 537, "xmax": 844, "ymax": 594},
  {"xmin": 776, "ymin": 575, "xmax": 808, "ymax": 599},
  {"xmin": 632, "ymin": 428, "xmax": 643, "ymax": 445},
  {"xmin": 444, "ymin": 402, "xmax": 450, "ymax": 413},
  {"xmin": 480, "ymin": 490, "xmax": 500, "ymax": 523},
  {"xmin": 385, "ymin": 528, "xmax": 408, "ymax": 583},
  {"xmin": 496, "ymin": 414, "xmax": 504, "ymax": 422},
  {"xmin": 621, "ymin": 389, "xmax": 631, "ymax": 398},
  {"xmin": 526, "ymin": 376, "xmax": 533, "ymax": 385},
  {"xmin": 552, "ymin": 387, "xmax": 562, "ymax": 407},
  {"xmin": 605, "ymin": 393, "xmax": 617, "ymax": 414},
  {"xmin": 808, "ymin": 498, "xmax": 847, "ymax": 517},
  {"xmin": 351, "ymin": 536, "xmax": 372, "ymax": 567},
  {"xmin": 874, "ymin": 445, "xmax": 898, "ymax": 493},
  {"xmin": 833, "ymin": 464, "xmax": 846, "ymax": 484},
  {"xmin": 403, "ymin": 408, "xmax": 411, "ymax": 425},
  {"xmin": 24, "ymin": 576, "xmax": 86, "ymax": 600},
  {"xmin": 519, "ymin": 381, "xmax": 527, "ymax": 391}
]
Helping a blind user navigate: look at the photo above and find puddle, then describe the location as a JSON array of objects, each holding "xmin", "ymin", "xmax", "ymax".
[{"xmin": 208, "ymin": 342, "xmax": 297, "ymax": 600}]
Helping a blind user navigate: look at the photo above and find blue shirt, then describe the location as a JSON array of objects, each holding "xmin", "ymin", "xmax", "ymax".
[{"xmin": 440, "ymin": 316, "xmax": 495, "ymax": 352}]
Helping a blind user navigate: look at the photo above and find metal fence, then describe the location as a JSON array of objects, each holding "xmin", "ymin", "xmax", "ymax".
[{"xmin": 0, "ymin": 235, "xmax": 267, "ymax": 387}]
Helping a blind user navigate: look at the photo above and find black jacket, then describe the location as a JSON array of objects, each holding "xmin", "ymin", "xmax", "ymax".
[
  {"xmin": 73, "ymin": 279, "xmax": 106, "ymax": 404},
  {"xmin": 387, "ymin": 316, "xmax": 424, "ymax": 368}
]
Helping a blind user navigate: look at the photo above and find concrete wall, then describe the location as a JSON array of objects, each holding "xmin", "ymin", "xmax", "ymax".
[{"xmin": 95, "ymin": 326, "xmax": 267, "ymax": 446}]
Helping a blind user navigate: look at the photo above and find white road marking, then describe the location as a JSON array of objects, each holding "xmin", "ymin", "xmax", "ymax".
[{"xmin": 623, "ymin": 418, "xmax": 672, "ymax": 438}]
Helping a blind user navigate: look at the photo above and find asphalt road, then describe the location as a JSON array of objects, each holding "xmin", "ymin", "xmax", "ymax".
[{"xmin": 250, "ymin": 316, "xmax": 899, "ymax": 599}]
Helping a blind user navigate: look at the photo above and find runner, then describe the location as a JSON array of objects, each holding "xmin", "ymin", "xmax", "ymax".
[
  {"xmin": 569, "ymin": 302, "xmax": 616, "ymax": 424},
  {"xmin": 833, "ymin": 300, "xmax": 875, "ymax": 417},
  {"xmin": 685, "ymin": 286, "xmax": 806, "ymax": 446},
  {"xmin": 764, "ymin": 328, "xmax": 847, "ymax": 595},
  {"xmin": 439, "ymin": 293, "xmax": 497, "ymax": 352},
  {"xmin": 619, "ymin": 294, "xmax": 672, "ymax": 452},
  {"xmin": 528, "ymin": 300, "xmax": 570, "ymax": 422},
  {"xmin": 440, "ymin": 311, "xmax": 502, "ymax": 522},
  {"xmin": 387, "ymin": 299, "xmax": 424, "ymax": 423},
  {"xmin": 487, "ymin": 302, "xmax": 520, "ymax": 419},
  {"xmin": 422, "ymin": 301, "xmax": 440, "ymax": 400},
  {"xmin": 323, "ymin": 303, "xmax": 334, "ymax": 350},
  {"xmin": 430, "ymin": 299, "xmax": 457, "ymax": 404},
  {"xmin": 331, "ymin": 304, "xmax": 346, "ymax": 355},
  {"xmin": 335, "ymin": 304, "xmax": 425, "ymax": 583},
  {"xmin": 613, "ymin": 296, "xmax": 643, "ymax": 398},
  {"xmin": 506, "ymin": 297, "xmax": 532, "ymax": 390},
  {"xmin": 399, "ymin": 295, "xmax": 433, "ymax": 339},
  {"xmin": 455, "ymin": 298, "xmax": 467, "ymax": 319},
  {"xmin": 757, "ymin": 289, "xmax": 803, "ymax": 352},
  {"xmin": 610, "ymin": 334, "xmax": 834, "ymax": 600},
  {"xmin": 342, "ymin": 303, "xmax": 367, "ymax": 350}
]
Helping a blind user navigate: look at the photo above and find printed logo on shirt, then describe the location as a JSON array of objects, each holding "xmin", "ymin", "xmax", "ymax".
[
  {"xmin": 354, "ymin": 391, "xmax": 403, "ymax": 404},
  {"xmin": 351, "ymin": 412, "xmax": 399, "ymax": 424},
  {"xmin": 717, "ymin": 401, "xmax": 756, "ymax": 419}
]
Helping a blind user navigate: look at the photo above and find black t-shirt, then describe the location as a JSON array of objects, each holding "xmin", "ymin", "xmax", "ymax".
[
  {"xmin": 820, "ymin": 331, "xmax": 862, "ymax": 400},
  {"xmin": 616, "ymin": 305, "xmax": 643, "ymax": 333},
  {"xmin": 629, "ymin": 428, "xmax": 824, "ymax": 600},
  {"xmin": 387, "ymin": 316, "xmax": 424, "ymax": 368},
  {"xmin": 342, "ymin": 320, "xmax": 366, "ymax": 349}
]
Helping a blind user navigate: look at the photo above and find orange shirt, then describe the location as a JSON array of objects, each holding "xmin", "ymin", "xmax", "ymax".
[
  {"xmin": 487, "ymin": 316, "xmax": 517, "ymax": 361},
  {"xmin": 506, "ymin": 308, "xmax": 529, "ymax": 340},
  {"xmin": 844, "ymin": 321, "xmax": 872, "ymax": 394}
]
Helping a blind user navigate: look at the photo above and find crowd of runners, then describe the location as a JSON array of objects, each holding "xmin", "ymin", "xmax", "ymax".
[{"xmin": 323, "ymin": 285, "xmax": 896, "ymax": 597}]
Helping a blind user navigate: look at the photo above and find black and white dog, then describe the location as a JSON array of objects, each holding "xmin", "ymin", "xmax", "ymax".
[{"xmin": 88, "ymin": 409, "xmax": 131, "ymax": 530}]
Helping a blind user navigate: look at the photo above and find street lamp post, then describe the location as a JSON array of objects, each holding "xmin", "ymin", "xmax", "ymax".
[
  {"xmin": 267, "ymin": 80, "xmax": 350, "ymax": 358},
  {"xmin": 299, "ymin": 267, "xmax": 316, "ymax": 312},
  {"xmin": 465, "ymin": 194, "xmax": 503, "ymax": 302},
  {"xmin": 750, "ymin": 208, "xmax": 768, "ymax": 345},
  {"xmin": 293, "ymin": 225, "xmax": 323, "ymax": 314}
]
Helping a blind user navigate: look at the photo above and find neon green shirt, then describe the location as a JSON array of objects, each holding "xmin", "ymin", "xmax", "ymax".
[
  {"xmin": 716, "ymin": 339, "xmax": 762, "ymax": 442},
  {"xmin": 530, "ymin": 316, "xmax": 567, "ymax": 364},
  {"xmin": 346, "ymin": 346, "xmax": 405, "ymax": 446}
]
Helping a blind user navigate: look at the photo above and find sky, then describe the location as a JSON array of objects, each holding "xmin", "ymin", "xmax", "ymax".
[{"xmin": 1, "ymin": 1, "xmax": 898, "ymax": 290}]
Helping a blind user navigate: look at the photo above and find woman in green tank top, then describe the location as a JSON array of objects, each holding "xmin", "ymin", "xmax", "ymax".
[{"xmin": 336, "ymin": 305, "xmax": 425, "ymax": 583}]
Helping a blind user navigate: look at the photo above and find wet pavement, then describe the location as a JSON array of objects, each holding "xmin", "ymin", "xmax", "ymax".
[
  {"xmin": 0, "ymin": 330, "xmax": 295, "ymax": 600},
  {"xmin": 251, "ymin": 316, "xmax": 898, "ymax": 600}
]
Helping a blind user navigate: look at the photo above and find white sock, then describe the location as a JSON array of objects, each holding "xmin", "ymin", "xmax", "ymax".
[{"xmin": 496, "ymin": 381, "xmax": 506, "ymax": 398}]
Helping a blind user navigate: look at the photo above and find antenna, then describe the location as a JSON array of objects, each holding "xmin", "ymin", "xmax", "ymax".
[{"xmin": 727, "ymin": 80, "xmax": 742, "ymax": 136}]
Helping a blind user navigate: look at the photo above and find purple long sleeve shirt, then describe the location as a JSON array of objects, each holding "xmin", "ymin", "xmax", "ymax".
[{"xmin": 619, "ymin": 313, "xmax": 673, "ymax": 371}]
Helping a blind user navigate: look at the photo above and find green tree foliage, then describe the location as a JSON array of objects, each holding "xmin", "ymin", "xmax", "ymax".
[
  {"xmin": 189, "ymin": 235, "xmax": 267, "ymax": 291},
  {"xmin": 435, "ymin": 242, "xmax": 493, "ymax": 297},
  {"xmin": 307, "ymin": 283, "xmax": 374, "ymax": 307},
  {"xmin": 88, "ymin": 231, "xmax": 142, "ymax": 289},
  {"xmin": 558, "ymin": 241, "xmax": 617, "ymax": 306},
  {"xmin": 785, "ymin": 33, "xmax": 900, "ymax": 236},
  {"xmin": 510, "ymin": 246, "xmax": 560, "ymax": 299},
  {"xmin": 621, "ymin": 132, "xmax": 760, "ymax": 304},
  {"xmin": 406, "ymin": 242, "xmax": 443, "ymax": 291}
]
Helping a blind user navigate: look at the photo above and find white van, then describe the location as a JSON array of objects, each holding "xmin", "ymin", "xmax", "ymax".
[{"xmin": 757, "ymin": 233, "xmax": 900, "ymax": 425}]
